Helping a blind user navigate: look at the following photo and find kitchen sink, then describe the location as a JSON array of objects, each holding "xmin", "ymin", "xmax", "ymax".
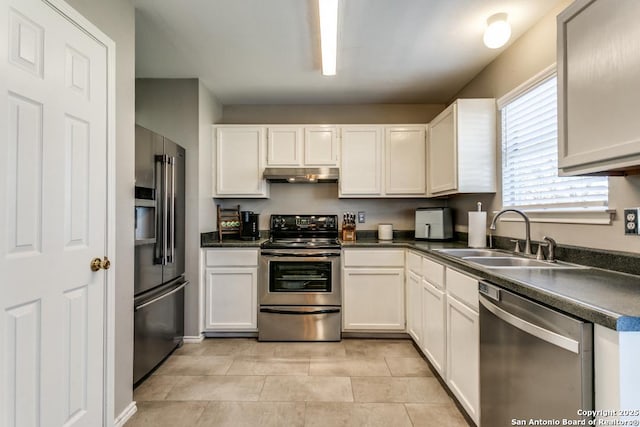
[
  {"xmin": 435, "ymin": 248, "xmax": 516, "ymax": 258},
  {"xmin": 462, "ymin": 256, "xmax": 584, "ymax": 269}
]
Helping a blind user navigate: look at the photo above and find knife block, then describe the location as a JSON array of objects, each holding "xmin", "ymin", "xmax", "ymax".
[{"xmin": 342, "ymin": 225, "xmax": 356, "ymax": 241}]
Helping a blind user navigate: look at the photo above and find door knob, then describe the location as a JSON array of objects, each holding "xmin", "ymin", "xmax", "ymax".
[{"xmin": 90, "ymin": 256, "xmax": 111, "ymax": 272}]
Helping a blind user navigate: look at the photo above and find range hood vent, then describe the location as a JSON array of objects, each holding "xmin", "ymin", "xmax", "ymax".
[{"xmin": 263, "ymin": 167, "xmax": 339, "ymax": 183}]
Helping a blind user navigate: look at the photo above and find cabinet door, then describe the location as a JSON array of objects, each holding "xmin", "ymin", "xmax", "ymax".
[
  {"xmin": 339, "ymin": 126, "xmax": 382, "ymax": 196},
  {"xmin": 267, "ymin": 126, "xmax": 303, "ymax": 166},
  {"xmin": 446, "ymin": 295, "xmax": 479, "ymax": 424},
  {"xmin": 305, "ymin": 126, "xmax": 338, "ymax": 166},
  {"xmin": 385, "ymin": 126, "xmax": 426, "ymax": 195},
  {"xmin": 558, "ymin": 0, "xmax": 640, "ymax": 175},
  {"xmin": 343, "ymin": 268, "xmax": 405, "ymax": 330},
  {"xmin": 204, "ymin": 267, "xmax": 257, "ymax": 330},
  {"xmin": 428, "ymin": 105, "xmax": 457, "ymax": 194},
  {"xmin": 422, "ymin": 279, "xmax": 446, "ymax": 376},
  {"xmin": 407, "ymin": 271, "xmax": 423, "ymax": 345},
  {"xmin": 214, "ymin": 127, "xmax": 268, "ymax": 197}
]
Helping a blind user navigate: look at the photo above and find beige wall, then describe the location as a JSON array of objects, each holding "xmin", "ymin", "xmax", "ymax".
[
  {"xmin": 448, "ymin": 0, "xmax": 640, "ymax": 253},
  {"xmin": 136, "ymin": 79, "xmax": 223, "ymax": 338},
  {"xmin": 199, "ymin": 82, "xmax": 224, "ymax": 233},
  {"xmin": 136, "ymin": 79, "xmax": 225, "ymax": 339},
  {"xmin": 222, "ymin": 104, "xmax": 445, "ymax": 124},
  {"xmin": 216, "ymin": 185, "xmax": 445, "ymax": 233},
  {"xmin": 64, "ymin": 0, "xmax": 135, "ymax": 417}
]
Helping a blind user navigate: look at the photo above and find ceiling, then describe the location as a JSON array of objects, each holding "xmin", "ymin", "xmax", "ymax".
[{"xmin": 133, "ymin": 0, "xmax": 560, "ymax": 105}]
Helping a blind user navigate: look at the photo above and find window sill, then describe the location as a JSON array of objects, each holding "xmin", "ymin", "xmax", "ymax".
[{"xmin": 492, "ymin": 208, "xmax": 616, "ymax": 225}]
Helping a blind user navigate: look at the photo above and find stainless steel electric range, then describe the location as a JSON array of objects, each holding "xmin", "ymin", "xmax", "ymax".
[{"xmin": 258, "ymin": 214, "xmax": 341, "ymax": 341}]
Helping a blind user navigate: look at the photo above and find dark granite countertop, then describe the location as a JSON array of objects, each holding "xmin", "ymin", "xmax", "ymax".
[
  {"xmin": 200, "ymin": 232, "xmax": 266, "ymax": 248},
  {"xmin": 201, "ymin": 232, "xmax": 640, "ymax": 331},
  {"xmin": 342, "ymin": 238, "xmax": 640, "ymax": 332}
]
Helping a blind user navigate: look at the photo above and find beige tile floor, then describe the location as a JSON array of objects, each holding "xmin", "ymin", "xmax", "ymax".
[{"xmin": 127, "ymin": 338, "xmax": 470, "ymax": 427}]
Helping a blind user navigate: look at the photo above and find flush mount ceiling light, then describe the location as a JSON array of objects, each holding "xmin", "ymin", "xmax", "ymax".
[
  {"xmin": 483, "ymin": 13, "xmax": 511, "ymax": 49},
  {"xmin": 318, "ymin": 0, "xmax": 338, "ymax": 76}
]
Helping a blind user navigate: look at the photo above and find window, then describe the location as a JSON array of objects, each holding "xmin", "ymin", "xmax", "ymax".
[{"xmin": 500, "ymin": 69, "xmax": 608, "ymax": 211}]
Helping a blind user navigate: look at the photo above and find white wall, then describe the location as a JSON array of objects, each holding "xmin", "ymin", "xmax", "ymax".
[
  {"xmin": 449, "ymin": 0, "xmax": 640, "ymax": 253},
  {"xmin": 63, "ymin": 0, "xmax": 135, "ymax": 418}
]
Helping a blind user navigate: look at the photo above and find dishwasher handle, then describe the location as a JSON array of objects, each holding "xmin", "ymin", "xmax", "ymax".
[{"xmin": 479, "ymin": 295, "xmax": 580, "ymax": 354}]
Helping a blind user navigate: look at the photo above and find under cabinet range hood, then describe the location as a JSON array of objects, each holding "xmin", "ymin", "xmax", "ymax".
[{"xmin": 263, "ymin": 167, "xmax": 339, "ymax": 183}]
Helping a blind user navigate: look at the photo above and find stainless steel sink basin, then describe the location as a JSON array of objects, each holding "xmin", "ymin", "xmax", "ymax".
[
  {"xmin": 435, "ymin": 248, "xmax": 515, "ymax": 258},
  {"xmin": 462, "ymin": 256, "xmax": 583, "ymax": 269}
]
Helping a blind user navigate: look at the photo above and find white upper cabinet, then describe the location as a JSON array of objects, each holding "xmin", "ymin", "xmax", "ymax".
[
  {"xmin": 213, "ymin": 126, "xmax": 269, "ymax": 198},
  {"xmin": 427, "ymin": 99, "xmax": 496, "ymax": 196},
  {"xmin": 267, "ymin": 126, "xmax": 303, "ymax": 166},
  {"xmin": 386, "ymin": 126, "xmax": 427, "ymax": 195},
  {"xmin": 340, "ymin": 125, "xmax": 428, "ymax": 197},
  {"xmin": 558, "ymin": 0, "xmax": 640, "ymax": 176},
  {"xmin": 339, "ymin": 126, "xmax": 383, "ymax": 196},
  {"xmin": 305, "ymin": 126, "xmax": 338, "ymax": 166},
  {"xmin": 266, "ymin": 125, "xmax": 338, "ymax": 167}
]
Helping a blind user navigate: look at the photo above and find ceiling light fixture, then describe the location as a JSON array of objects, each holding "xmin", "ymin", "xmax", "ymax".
[
  {"xmin": 483, "ymin": 13, "xmax": 511, "ymax": 49},
  {"xmin": 319, "ymin": 0, "xmax": 338, "ymax": 76}
]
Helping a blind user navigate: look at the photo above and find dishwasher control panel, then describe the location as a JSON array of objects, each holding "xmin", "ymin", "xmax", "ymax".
[{"xmin": 479, "ymin": 281, "xmax": 501, "ymax": 301}]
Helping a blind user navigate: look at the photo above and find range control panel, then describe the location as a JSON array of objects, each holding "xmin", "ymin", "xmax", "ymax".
[
  {"xmin": 270, "ymin": 215, "xmax": 338, "ymax": 232},
  {"xmin": 624, "ymin": 208, "xmax": 640, "ymax": 235}
]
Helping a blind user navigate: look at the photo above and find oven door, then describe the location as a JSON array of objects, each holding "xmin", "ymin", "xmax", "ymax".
[{"xmin": 259, "ymin": 251, "xmax": 341, "ymax": 306}]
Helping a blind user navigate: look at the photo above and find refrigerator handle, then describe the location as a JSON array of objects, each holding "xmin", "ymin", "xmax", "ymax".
[
  {"xmin": 163, "ymin": 155, "xmax": 170, "ymax": 265},
  {"xmin": 134, "ymin": 280, "xmax": 188, "ymax": 311},
  {"xmin": 169, "ymin": 156, "xmax": 176, "ymax": 264},
  {"xmin": 153, "ymin": 155, "xmax": 167, "ymax": 265}
]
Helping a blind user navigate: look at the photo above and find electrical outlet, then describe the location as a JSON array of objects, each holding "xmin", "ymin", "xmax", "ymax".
[
  {"xmin": 624, "ymin": 208, "xmax": 640, "ymax": 235},
  {"xmin": 358, "ymin": 211, "xmax": 366, "ymax": 223}
]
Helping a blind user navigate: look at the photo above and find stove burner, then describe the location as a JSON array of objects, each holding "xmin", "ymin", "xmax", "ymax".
[{"xmin": 264, "ymin": 215, "xmax": 340, "ymax": 250}]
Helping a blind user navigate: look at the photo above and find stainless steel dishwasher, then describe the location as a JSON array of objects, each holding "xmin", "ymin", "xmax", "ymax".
[{"xmin": 479, "ymin": 282, "xmax": 593, "ymax": 426}]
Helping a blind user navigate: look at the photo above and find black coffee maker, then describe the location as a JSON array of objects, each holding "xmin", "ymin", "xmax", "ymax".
[{"xmin": 240, "ymin": 211, "xmax": 260, "ymax": 240}]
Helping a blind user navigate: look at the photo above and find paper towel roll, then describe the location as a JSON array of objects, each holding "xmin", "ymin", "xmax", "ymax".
[{"xmin": 468, "ymin": 211, "xmax": 487, "ymax": 248}]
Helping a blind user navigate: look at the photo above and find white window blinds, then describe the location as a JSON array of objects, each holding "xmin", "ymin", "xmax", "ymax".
[{"xmin": 501, "ymin": 75, "xmax": 608, "ymax": 210}]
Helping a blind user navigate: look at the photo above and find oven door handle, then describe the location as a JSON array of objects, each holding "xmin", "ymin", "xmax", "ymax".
[
  {"xmin": 260, "ymin": 308, "xmax": 340, "ymax": 315},
  {"xmin": 261, "ymin": 251, "xmax": 341, "ymax": 257}
]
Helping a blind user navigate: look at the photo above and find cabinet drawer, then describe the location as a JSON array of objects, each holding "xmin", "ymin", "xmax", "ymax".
[
  {"xmin": 422, "ymin": 257, "xmax": 445, "ymax": 289},
  {"xmin": 343, "ymin": 249, "xmax": 404, "ymax": 267},
  {"xmin": 406, "ymin": 251, "xmax": 422, "ymax": 274},
  {"xmin": 205, "ymin": 249, "xmax": 259, "ymax": 267},
  {"xmin": 446, "ymin": 268, "xmax": 478, "ymax": 311}
]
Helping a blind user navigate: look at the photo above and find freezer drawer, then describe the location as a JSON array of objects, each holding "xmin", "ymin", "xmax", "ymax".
[
  {"xmin": 133, "ymin": 279, "xmax": 187, "ymax": 384},
  {"xmin": 258, "ymin": 306, "xmax": 341, "ymax": 341}
]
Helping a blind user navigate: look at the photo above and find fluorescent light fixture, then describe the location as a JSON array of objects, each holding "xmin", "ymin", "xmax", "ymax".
[
  {"xmin": 319, "ymin": 0, "xmax": 338, "ymax": 76},
  {"xmin": 483, "ymin": 13, "xmax": 511, "ymax": 49}
]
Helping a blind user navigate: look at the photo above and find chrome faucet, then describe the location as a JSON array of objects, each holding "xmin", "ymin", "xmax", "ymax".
[
  {"xmin": 543, "ymin": 236, "xmax": 557, "ymax": 262},
  {"xmin": 489, "ymin": 209, "xmax": 532, "ymax": 255}
]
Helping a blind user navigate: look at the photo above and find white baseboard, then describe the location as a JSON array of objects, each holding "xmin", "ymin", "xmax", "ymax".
[
  {"xmin": 114, "ymin": 401, "xmax": 137, "ymax": 427},
  {"xmin": 183, "ymin": 334, "xmax": 204, "ymax": 344}
]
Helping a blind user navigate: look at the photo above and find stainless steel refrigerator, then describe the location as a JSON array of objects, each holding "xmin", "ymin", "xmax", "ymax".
[{"xmin": 133, "ymin": 124, "xmax": 187, "ymax": 384}]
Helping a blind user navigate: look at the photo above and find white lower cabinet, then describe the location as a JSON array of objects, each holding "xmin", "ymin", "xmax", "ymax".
[
  {"xmin": 407, "ymin": 271, "xmax": 423, "ymax": 344},
  {"xmin": 405, "ymin": 253, "xmax": 480, "ymax": 425},
  {"xmin": 343, "ymin": 249, "xmax": 405, "ymax": 331},
  {"xmin": 422, "ymin": 279, "xmax": 446, "ymax": 376},
  {"xmin": 445, "ymin": 268, "xmax": 480, "ymax": 425},
  {"xmin": 202, "ymin": 249, "xmax": 258, "ymax": 331}
]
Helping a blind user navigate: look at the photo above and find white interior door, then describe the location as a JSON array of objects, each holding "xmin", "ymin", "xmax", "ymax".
[{"xmin": 0, "ymin": 0, "xmax": 109, "ymax": 425}]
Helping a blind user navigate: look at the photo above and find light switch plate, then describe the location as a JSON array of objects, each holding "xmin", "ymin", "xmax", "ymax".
[
  {"xmin": 624, "ymin": 208, "xmax": 640, "ymax": 235},
  {"xmin": 358, "ymin": 211, "xmax": 365, "ymax": 223}
]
